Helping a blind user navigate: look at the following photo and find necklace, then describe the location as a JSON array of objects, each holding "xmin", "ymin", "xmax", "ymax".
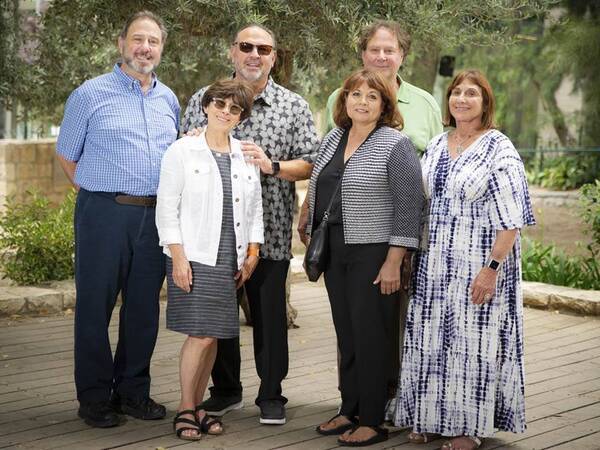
[{"xmin": 453, "ymin": 130, "xmax": 479, "ymax": 154}]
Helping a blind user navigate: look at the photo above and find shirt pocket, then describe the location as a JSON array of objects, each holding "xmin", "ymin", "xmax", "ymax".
[{"xmin": 185, "ymin": 164, "xmax": 212, "ymax": 193}]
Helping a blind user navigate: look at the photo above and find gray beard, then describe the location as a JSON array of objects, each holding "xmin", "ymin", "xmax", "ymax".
[{"xmin": 123, "ymin": 56, "xmax": 156, "ymax": 75}]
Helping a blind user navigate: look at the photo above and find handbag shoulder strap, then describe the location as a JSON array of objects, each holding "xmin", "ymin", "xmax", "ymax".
[{"xmin": 322, "ymin": 177, "xmax": 343, "ymax": 223}]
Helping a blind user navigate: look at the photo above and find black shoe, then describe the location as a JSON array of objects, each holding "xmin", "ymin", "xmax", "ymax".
[
  {"xmin": 78, "ymin": 401, "xmax": 120, "ymax": 428},
  {"xmin": 119, "ymin": 396, "xmax": 166, "ymax": 420},
  {"xmin": 259, "ymin": 400, "xmax": 286, "ymax": 425},
  {"xmin": 198, "ymin": 395, "xmax": 243, "ymax": 417}
]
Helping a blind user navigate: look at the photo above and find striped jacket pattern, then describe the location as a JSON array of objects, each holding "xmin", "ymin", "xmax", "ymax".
[{"xmin": 306, "ymin": 126, "xmax": 424, "ymax": 248}]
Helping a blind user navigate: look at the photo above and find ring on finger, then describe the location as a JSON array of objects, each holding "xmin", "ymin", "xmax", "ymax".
[{"xmin": 483, "ymin": 293, "xmax": 492, "ymax": 301}]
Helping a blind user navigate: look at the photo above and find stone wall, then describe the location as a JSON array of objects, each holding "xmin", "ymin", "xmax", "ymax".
[{"xmin": 0, "ymin": 139, "xmax": 71, "ymax": 212}]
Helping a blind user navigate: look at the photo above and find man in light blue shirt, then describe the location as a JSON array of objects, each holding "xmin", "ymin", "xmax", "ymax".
[{"xmin": 56, "ymin": 10, "xmax": 179, "ymax": 428}]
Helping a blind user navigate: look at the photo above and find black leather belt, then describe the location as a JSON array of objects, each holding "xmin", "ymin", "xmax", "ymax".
[{"xmin": 115, "ymin": 194, "xmax": 157, "ymax": 207}]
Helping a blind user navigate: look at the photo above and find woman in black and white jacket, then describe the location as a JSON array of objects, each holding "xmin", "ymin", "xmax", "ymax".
[{"xmin": 306, "ymin": 69, "xmax": 423, "ymax": 447}]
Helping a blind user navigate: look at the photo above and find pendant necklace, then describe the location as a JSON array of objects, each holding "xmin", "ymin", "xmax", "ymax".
[{"xmin": 454, "ymin": 131, "xmax": 477, "ymax": 155}]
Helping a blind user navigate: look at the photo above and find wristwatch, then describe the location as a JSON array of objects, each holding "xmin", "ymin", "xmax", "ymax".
[
  {"xmin": 485, "ymin": 256, "xmax": 502, "ymax": 271},
  {"xmin": 271, "ymin": 160, "xmax": 280, "ymax": 175}
]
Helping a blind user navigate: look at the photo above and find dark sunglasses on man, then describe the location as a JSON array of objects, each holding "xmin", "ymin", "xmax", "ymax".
[{"xmin": 233, "ymin": 41, "xmax": 274, "ymax": 56}]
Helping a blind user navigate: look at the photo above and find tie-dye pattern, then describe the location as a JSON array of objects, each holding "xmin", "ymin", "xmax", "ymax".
[{"xmin": 395, "ymin": 130, "xmax": 535, "ymax": 437}]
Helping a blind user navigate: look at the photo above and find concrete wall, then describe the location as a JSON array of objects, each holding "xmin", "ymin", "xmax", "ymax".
[{"xmin": 0, "ymin": 139, "xmax": 71, "ymax": 212}]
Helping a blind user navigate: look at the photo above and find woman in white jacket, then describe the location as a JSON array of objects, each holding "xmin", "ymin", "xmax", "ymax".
[{"xmin": 156, "ymin": 79, "xmax": 263, "ymax": 440}]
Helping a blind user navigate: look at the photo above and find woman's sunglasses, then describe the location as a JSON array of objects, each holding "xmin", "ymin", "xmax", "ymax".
[
  {"xmin": 233, "ymin": 41, "xmax": 274, "ymax": 56},
  {"xmin": 212, "ymin": 98, "xmax": 244, "ymax": 116}
]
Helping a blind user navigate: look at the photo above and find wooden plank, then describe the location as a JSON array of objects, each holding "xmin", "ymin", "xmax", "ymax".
[{"xmin": 1, "ymin": 281, "xmax": 600, "ymax": 450}]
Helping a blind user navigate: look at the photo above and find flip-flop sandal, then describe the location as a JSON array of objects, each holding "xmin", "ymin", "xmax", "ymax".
[
  {"xmin": 337, "ymin": 425, "xmax": 389, "ymax": 447},
  {"xmin": 441, "ymin": 436, "xmax": 483, "ymax": 449},
  {"xmin": 173, "ymin": 409, "xmax": 202, "ymax": 441},
  {"xmin": 315, "ymin": 414, "xmax": 358, "ymax": 436},
  {"xmin": 198, "ymin": 414, "xmax": 224, "ymax": 435},
  {"xmin": 409, "ymin": 431, "xmax": 442, "ymax": 443}
]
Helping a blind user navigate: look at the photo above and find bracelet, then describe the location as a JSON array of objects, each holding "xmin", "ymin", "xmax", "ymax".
[{"xmin": 247, "ymin": 247, "xmax": 259, "ymax": 257}]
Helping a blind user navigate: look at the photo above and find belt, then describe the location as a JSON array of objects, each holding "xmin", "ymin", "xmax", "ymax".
[{"xmin": 115, "ymin": 194, "xmax": 157, "ymax": 207}]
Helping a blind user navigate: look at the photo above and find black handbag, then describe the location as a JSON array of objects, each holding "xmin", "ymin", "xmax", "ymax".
[{"xmin": 304, "ymin": 179, "xmax": 342, "ymax": 282}]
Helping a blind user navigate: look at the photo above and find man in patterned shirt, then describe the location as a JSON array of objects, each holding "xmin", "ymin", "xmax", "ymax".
[
  {"xmin": 182, "ymin": 24, "xmax": 319, "ymax": 425},
  {"xmin": 56, "ymin": 11, "xmax": 179, "ymax": 428}
]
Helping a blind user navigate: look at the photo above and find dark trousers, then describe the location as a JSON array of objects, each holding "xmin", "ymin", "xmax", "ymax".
[
  {"xmin": 209, "ymin": 258, "xmax": 290, "ymax": 405},
  {"xmin": 324, "ymin": 225, "xmax": 399, "ymax": 426},
  {"xmin": 74, "ymin": 189, "xmax": 165, "ymax": 403}
]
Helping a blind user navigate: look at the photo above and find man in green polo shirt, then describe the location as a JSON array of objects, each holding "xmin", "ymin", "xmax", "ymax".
[{"xmin": 324, "ymin": 20, "xmax": 442, "ymax": 151}]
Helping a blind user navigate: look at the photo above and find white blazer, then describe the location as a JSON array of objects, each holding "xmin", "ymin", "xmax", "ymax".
[{"xmin": 156, "ymin": 132, "xmax": 264, "ymax": 269}]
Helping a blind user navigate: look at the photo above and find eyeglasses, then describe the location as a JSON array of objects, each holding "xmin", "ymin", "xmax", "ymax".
[
  {"xmin": 233, "ymin": 41, "xmax": 274, "ymax": 56},
  {"xmin": 211, "ymin": 98, "xmax": 244, "ymax": 116}
]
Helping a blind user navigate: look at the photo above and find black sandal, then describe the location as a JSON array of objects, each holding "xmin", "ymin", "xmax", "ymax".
[
  {"xmin": 197, "ymin": 411, "xmax": 223, "ymax": 435},
  {"xmin": 173, "ymin": 409, "xmax": 202, "ymax": 441},
  {"xmin": 337, "ymin": 425, "xmax": 389, "ymax": 447},
  {"xmin": 316, "ymin": 414, "xmax": 358, "ymax": 436}
]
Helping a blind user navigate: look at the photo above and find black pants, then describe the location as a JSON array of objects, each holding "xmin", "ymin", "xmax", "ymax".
[
  {"xmin": 209, "ymin": 258, "xmax": 290, "ymax": 405},
  {"xmin": 74, "ymin": 189, "xmax": 164, "ymax": 403},
  {"xmin": 324, "ymin": 225, "xmax": 399, "ymax": 426}
]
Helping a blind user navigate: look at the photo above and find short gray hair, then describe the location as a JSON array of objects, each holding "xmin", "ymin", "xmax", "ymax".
[{"xmin": 119, "ymin": 10, "xmax": 168, "ymax": 44}]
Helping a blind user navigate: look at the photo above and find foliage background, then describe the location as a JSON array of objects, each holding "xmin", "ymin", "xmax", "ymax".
[{"xmin": 3, "ymin": 0, "xmax": 555, "ymax": 130}]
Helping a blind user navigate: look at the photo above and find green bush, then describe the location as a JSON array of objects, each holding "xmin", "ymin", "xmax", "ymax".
[
  {"xmin": 580, "ymin": 180, "xmax": 600, "ymax": 251},
  {"xmin": 522, "ymin": 237, "xmax": 599, "ymax": 290},
  {"xmin": 0, "ymin": 190, "xmax": 76, "ymax": 285},
  {"xmin": 526, "ymin": 154, "xmax": 599, "ymax": 190}
]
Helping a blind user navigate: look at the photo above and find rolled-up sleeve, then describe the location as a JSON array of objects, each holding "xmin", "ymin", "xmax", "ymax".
[
  {"xmin": 156, "ymin": 143, "xmax": 185, "ymax": 246},
  {"xmin": 388, "ymin": 136, "xmax": 424, "ymax": 248},
  {"xmin": 56, "ymin": 88, "xmax": 91, "ymax": 162}
]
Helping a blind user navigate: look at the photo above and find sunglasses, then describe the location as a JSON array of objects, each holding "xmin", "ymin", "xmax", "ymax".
[
  {"xmin": 233, "ymin": 41, "xmax": 274, "ymax": 56},
  {"xmin": 212, "ymin": 98, "xmax": 244, "ymax": 116}
]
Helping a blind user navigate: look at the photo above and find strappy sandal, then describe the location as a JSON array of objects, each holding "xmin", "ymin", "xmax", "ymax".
[
  {"xmin": 315, "ymin": 414, "xmax": 358, "ymax": 436},
  {"xmin": 408, "ymin": 431, "xmax": 442, "ymax": 443},
  {"xmin": 173, "ymin": 409, "xmax": 202, "ymax": 441},
  {"xmin": 441, "ymin": 436, "xmax": 483, "ymax": 449},
  {"xmin": 337, "ymin": 425, "xmax": 389, "ymax": 447},
  {"xmin": 198, "ymin": 413, "xmax": 224, "ymax": 435}
]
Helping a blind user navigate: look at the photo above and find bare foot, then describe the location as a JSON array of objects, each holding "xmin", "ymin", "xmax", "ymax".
[
  {"xmin": 196, "ymin": 410, "xmax": 223, "ymax": 435},
  {"xmin": 318, "ymin": 415, "xmax": 353, "ymax": 432},
  {"xmin": 339, "ymin": 426, "xmax": 377, "ymax": 444},
  {"xmin": 441, "ymin": 436, "xmax": 483, "ymax": 450},
  {"xmin": 174, "ymin": 411, "xmax": 201, "ymax": 439}
]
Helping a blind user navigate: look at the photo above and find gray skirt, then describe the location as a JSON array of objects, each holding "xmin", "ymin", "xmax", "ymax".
[{"xmin": 166, "ymin": 151, "xmax": 239, "ymax": 338}]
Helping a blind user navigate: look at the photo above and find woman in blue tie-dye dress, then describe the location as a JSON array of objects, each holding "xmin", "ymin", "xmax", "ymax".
[{"xmin": 395, "ymin": 70, "xmax": 535, "ymax": 450}]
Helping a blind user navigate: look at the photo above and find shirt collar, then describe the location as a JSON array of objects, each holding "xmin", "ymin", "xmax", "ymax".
[
  {"xmin": 396, "ymin": 75, "xmax": 410, "ymax": 104},
  {"xmin": 228, "ymin": 73, "xmax": 276, "ymax": 106},
  {"xmin": 254, "ymin": 77, "xmax": 276, "ymax": 106},
  {"xmin": 113, "ymin": 63, "xmax": 158, "ymax": 91}
]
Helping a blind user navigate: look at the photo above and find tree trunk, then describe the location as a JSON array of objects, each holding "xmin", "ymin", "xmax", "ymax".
[{"xmin": 534, "ymin": 77, "xmax": 575, "ymax": 147}]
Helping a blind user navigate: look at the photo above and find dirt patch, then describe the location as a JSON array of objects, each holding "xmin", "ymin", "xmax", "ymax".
[{"xmin": 524, "ymin": 204, "xmax": 591, "ymax": 256}]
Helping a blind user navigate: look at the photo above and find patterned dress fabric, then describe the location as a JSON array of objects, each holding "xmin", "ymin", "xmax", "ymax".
[
  {"xmin": 165, "ymin": 151, "xmax": 238, "ymax": 338},
  {"xmin": 395, "ymin": 129, "xmax": 535, "ymax": 437},
  {"xmin": 182, "ymin": 78, "xmax": 320, "ymax": 260}
]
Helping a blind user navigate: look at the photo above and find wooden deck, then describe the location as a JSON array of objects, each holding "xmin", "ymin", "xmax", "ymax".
[{"xmin": 1, "ymin": 280, "xmax": 600, "ymax": 449}]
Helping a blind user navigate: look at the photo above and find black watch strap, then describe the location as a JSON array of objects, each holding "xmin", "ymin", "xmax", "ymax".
[{"xmin": 271, "ymin": 160, "xmax": 280, "ymax": 175}]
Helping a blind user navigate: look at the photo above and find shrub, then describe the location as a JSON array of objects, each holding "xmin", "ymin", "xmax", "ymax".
[
  {"xmin": 521, "ymin": 237, "xmax": 599, "ymax": 290},
  {"xmin": 526, "ymin": 154, "xmax": 599, "ymax": 190},
  {"xmin": 0, "ymin": 190, "xmax": 75, "ymax": 285},
  {"xmin": 580, "ymin": 180, "xmax": 600, "ymax": 251}
]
